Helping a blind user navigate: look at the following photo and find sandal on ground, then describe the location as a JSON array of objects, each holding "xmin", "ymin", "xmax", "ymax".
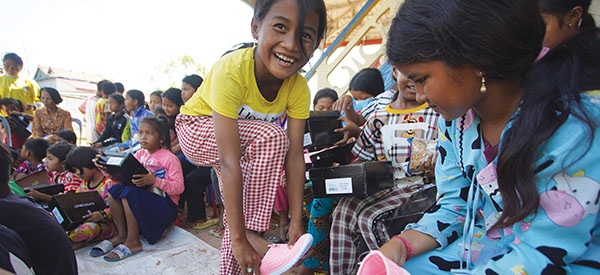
[
  {"xmin": 192, "ymin": 218, "xmax": 219, "ymax": 230},
  {"xmin": 208, "ymin": 228, "xmax": 224, "ymax": 238},
  {"xmin": 103, "ymin": 244, "xmax": 142, "ymax": 262},
  {"xmin": 89, "ymin": 240, "xmax": 114, "ymax": 257}
]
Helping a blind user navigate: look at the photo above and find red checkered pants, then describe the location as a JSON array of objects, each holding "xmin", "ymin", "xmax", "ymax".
[{"xmin": 176, "ymin": 114, "xmax": 289, "ymax": 275}]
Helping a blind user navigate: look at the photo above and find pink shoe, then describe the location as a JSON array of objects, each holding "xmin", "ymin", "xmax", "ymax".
[
  {"xmin": 357, "ymin": 250, "xmax": 411, "ymax": 275},
  {"xmin": 260, "ymin": 233, "xmax": 313, "ymax": 275}
]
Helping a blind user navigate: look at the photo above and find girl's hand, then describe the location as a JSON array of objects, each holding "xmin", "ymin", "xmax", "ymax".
[
  {"xmin": 25, "ymin": 104, "xmax": 36, "ymax": 111},
  {"xmin": 132, "ymin": 169, "xmax": 155, "ymax": 187},
  {"xmin": 332, "ymin": 95, "xmax": 353, "ymax": 113},
  {"xmin": 91, "ymin": 142, "xmax": 102, "ymax": 149},
  {"xmin": 92, "ymin": 154, "xmax": 108, "ymax": 172},
  {"xmin": 231, "ymin": 238, "xmax": 262, "ymax": 275},
  {"xmin": 378, "ymin": 237, "xmax": 408, "ymax": 267},
  {"xmin": 334, "ymin": 116, "xmax": 361, "ymax": 146},
  {"xmin": 24, "ymin": 188, "xmax": 46, "ymax": 201},
  {"xmin": 83, "ymin": 211, "xmax": 104, "ymax": 223},
  {"xmin": 421, "ymin": 151, "xmax": 437, "ymax": 179}
]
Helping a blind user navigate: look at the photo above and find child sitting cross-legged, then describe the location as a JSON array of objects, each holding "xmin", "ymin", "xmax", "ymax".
[
  {"xmin": 24, "ymin": 142, "xmax": 83, "ymax": 202},
  {"xmin": 97, "ymin": 116, "xmax": 184, "ymax": 262},
  {"xmin": 62, "ymin": 146, "xmax": 117, "ymax": 251},
  {"xmin": 12, "ymin": 138, "xmax": 49, "ymax": 180}
]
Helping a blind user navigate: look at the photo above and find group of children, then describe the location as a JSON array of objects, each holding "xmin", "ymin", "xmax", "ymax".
[{"xmin": 2, "ymin": 0, "xmax": 600, "ymax": 274}]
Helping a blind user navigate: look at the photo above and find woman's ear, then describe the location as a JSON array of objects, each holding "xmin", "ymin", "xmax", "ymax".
[
  {"xmin": 566, "ymin": 6, "xmax": 584, "ymax": 27},
  {"xmin": 251, "ymin": 17, "xmax": 259, "ymax": 40}
]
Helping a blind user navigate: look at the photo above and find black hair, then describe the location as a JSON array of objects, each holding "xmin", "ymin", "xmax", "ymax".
[
  {"xmin": 253, "ymin": 0, "xmax": 327, "ymax": 57},
  {"xmin": 150, "ymin": 91, "xmax": 163, "ymax": 99},
  {"xmin": 97, "ymin": 79, "xmax": 109, "ymax": 91},
  {"xmin": 3, "ymin": 53, "xmax": 23, "ymax": 66},
  {"xmin": 221, "ymin": 42, "xmax": 258, "ymax": 57},
  {"xmin": 101, "ymin": 81, "xmax": 117, "ymax": 97},
  {"xmin": 0, "ymin": 98, "xmax": 24, "ymax": 112},
  {"xmin": 153, "ymin": 106, "xmax": 167, "ymax": 117},
  {"xmin": 109, "ymin": 93, "xmax": 125, "ymax": 106},
  {"xmin": 126, "ymin": 90, "xmax": 146, "ymax": 108},
  {"xmin": 65, "ymin": 146, "xmax": 97, "ymax": 173},
  {"xmin": 387, "ymin": 0, "xmax": 549, "ymax": 230},
  {"xmin": 348, "ymin": 68, "xmax": 384, "ymax": 97},
  {"xmin": 182, "ymin": 75, "xmax": 204, "ymax": 90},
  {"xmin": 47, "ymin": 142, "xmax": 75, "ymax": 162},
  {"xmin": 115, "ymin": 82, "xmax": 124, "ymax": 93},
  {"xmin": 0, "ymin": 143, "xmax": 12, "ymax": 187},
  {"xmin": 313, "ymin": 88, "xmax": 338, "ymax": 106},
  {"xmin": 387, "ymin": 0, "xmax": 544, "ymax": 83},
  {"xmin": 23, "ymin": 138, "xmax": 50, "ymax": 162},
  {"xmin": 140, "ymin": 116, "xmax": 171, "ymax": 150},
  {"xmin": 162, "ymin": 88, "xmax": 184, "ymax": 107},
  {"xmin": 538, "ymin": 0, "xmax": 596, "ymax": 28},
  {"xmin": 40, "ymin": 87, "xmax": 63, "ymax": 104},
  {"xmin": 56, "ymin": 129, "xmax": 77, "ymax": 145}
]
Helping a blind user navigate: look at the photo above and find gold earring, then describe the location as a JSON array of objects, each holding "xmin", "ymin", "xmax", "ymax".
[
  {"xmin": 568, "ymin": 23, "xmax": 572, "ymax": 28},
  {"xmin": 480, "ymin": 73, "xmax": 487, "ymax": 93}
]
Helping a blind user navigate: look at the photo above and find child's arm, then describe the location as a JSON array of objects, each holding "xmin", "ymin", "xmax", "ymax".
[
  {"xmin": 285, "ymin": 118, "xmax": 309, "ymax": 245},
  {"xmin": 213, "ymin": 111, "xmax": 261, "ymax": 268},
  {"xmin": 152, "ymin": 152, "xmax": 184, "ymax": 195}
]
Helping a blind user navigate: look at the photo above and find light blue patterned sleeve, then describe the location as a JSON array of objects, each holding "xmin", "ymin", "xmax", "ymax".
[
  {"xmin": 404, "ymin": 119, "xmax": 470, "ymax": 249},
  {"xmin": 472, "ymin": 107, "xmax": 600, "ymax": 274}
]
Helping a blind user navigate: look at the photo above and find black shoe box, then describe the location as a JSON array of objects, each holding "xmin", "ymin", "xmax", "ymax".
[
  {"xmin": 309, "ymin": 161, "xmax": 394, "ymax": 198},
  {"xmin": 49, "ymin": 191, "xmax": 107, "ymax": 230},
  {"xmin": 303, "ymin": 111, "xmax": 343, "ymax": 152},
  {"xmin": 97, "ymin": 153, "xmax": 148, "ymax": 186}
]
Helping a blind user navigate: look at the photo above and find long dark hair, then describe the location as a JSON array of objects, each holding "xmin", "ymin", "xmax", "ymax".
[
  {"xmin": 538, "ymin": 0, "xmax": 596, "ymax": 29},
  {"xmin": 386, "ymin": 0, "xmax": 595, "ymax": 229},
  {"xmin": 253, "ymin": 0, "xmax": 327, "ymax": 56}
]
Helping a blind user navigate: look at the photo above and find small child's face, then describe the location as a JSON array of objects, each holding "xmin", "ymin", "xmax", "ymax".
[
  {"xmin": 181, "ymin": 82, "xmax": 196, "ymax": 103},
  {"xmin": 138, "ymin": 122, "xmax": 163, "ymax": 151},
  {"xmin": 2, "ymin": 103, "xmax": 18, "ymax": 114},
  {"xmin": 19, "ymin": 147, "xmax": 29, "ymax": 160},
  {"xmin": 108, "ymin": 97, "xmax": 123, "ymax": 113},
  {"xmin": 149, "ymin": 95, "xmax": 162, "ymax": 113},
  {"xmin": 314, "ymin": 97, "xmax": 334, "ymax": 111},
  {"xmin": 74, "ymin": 167, "xmax": 93, "ymax": 181},
  {"xmin": 395, "ymin": 69, "xmax": 418, "ymax": 103},
  {"xmin": 124, "ymin": 95, "xmax": 137, "ymax": 112},
  {"xmin": 161, "ymin": 98, "xmax": 180, "ymax": 117},
  {"xmin": 349, "ymin": 90, "xmax": 373, "ymax": 101},
  {"xmin": 44, "ymin": 152, "xmax": 63, "ymax": 172}
]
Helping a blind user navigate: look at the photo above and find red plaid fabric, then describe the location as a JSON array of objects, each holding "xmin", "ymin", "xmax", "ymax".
[
  {"xmin": 49, "ymin": 170, "xmax": 83, "ymax": 192},
  {"xmin": 176, "ymin": 114, "xmax": 289, "ymax": 275},
  {"xmin": 329, "ymin": 182, "xmax": 423, "ymax": 274}
]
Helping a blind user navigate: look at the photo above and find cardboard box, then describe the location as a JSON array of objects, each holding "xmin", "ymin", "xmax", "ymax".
[
  {"xmin": 97, "ymin": 153, "xmax": 148, "ymax": 186},
  {"xmin": 49, "ymin": 191, "xmax": 107, "ymax": 230},
  {"xmin": 309, "ymin": 161, "xmax": 394, "ymax": 198},
  {"xmin": 15, "ymin": 170, "xmax": 64, "ymax": 195},
  {"xmin": 304, "ymin": 111, "xmax": 343, "ymax": 151}
]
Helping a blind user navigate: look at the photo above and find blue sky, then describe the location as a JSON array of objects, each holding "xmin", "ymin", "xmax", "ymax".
[{"xmin": 1, "ymin": 0, "xmax": 254, "ymax": 92}]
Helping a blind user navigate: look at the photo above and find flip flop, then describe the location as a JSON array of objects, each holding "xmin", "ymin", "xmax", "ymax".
[
  {"xmin": 103, "ymin": 244, "xmax": 142, "ymax": 262},
  {"xmin": 192, "ymin": 218, "xmax": 219, "ymax": 230},
  {"xmin": 208, "ymin": 228, "xmax": 224, "ymax": 238},
  {"xmin": 89, "ymin": 240, "xmax": 113, "ymax": 257}
]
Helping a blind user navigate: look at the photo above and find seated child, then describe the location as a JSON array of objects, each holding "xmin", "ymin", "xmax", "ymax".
[
  {"xmin": 161, "ymin": 88, "xmax": 184, "ymax": 153},
  {"xmin": 100, "ymin": 116, "xmax": 184, "ymax": 261},
  {"xmin": 25, "ymin": 142, "xmax": 83, "ymax": 202},
  {"xmin": 0, "ymin": 143, "xmax": 78, "ymax": 275},
  {"xmin": 118, "ymin": 90, "xmax": 153, "ymax": 151},
  {"xmin": 55, "ymin": 129, "xmax": 77, "ymax": 145},
  {"xmin": 63, "ymin": 146, "xmax": 117, "ymax": 251},
  {"xmin": 313, "ymin": 88, "xmax": 338, "ymax": 111},
  {"xmin": 0, "ymin": 98, "xmax": 33, "ymax": 149},
  {"xmin": 92, "ymin": 93, "xmax": 128, "ymax": 148},
  {"xmin": 329, "ymin": 69, "xmax": 440, "ymax": 274},
  {"xmin": 12, "ymin": 138, "xmax": 49, "ymax": 180}
]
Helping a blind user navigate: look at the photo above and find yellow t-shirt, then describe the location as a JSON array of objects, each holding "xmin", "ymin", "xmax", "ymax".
[
  {"xmin": 0, "ymin": 74, "xmax": 40, "ymax": 115},
  {"xmin": 180, "ymin": 47, "xmax": 310, "ymax": 122}
]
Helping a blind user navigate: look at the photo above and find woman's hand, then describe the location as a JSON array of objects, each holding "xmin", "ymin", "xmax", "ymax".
[
  {"xmin": 334, "ymin": 116, "xmax": 361, "ymax": 146},
  {"xmin": 378, "ymin": 237, "xmax": 408, "ymax": 267},
  {"xmin": 231, "ymin": 238, "xmax": 262, "ymax": 275},
  {"xmin": 91, "ymin": 142, "xmax": 102, "ymax": 149},
  {"xmin": 132, "ymin": 169, "xmax": 156, "ymax": 187},
  {"xmin": 83, "ymin": 211, "xmax": 104, "ymax": 223}
]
